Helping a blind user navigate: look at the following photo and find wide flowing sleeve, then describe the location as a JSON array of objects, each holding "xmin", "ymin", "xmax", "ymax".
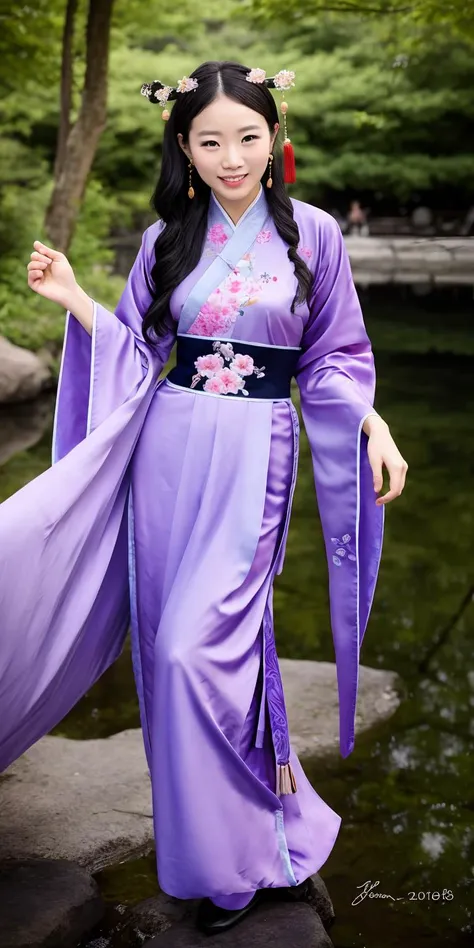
[
  {"xmin": 52, "ymin": 219, "xmax": 175, "ymax": 462},
  {"xmin": 0, "ymin": 222, "xmax": 175, "ymax": 772},
  {"xmin": 294, "ymin": 212, "xmax": 385, "ymax": 758}
]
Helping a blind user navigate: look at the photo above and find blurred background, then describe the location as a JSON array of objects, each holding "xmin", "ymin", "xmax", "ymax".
[{"xmin": 0, "ymin": 1, "xmax": 473, "ymax": 946}]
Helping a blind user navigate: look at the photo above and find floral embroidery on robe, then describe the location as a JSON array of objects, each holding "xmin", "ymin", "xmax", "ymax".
[
  {"xmin": 188, "ymin": 253, "xmax": 278, "ymax": 337},
  {"xmin": 190, "ymin": 341, "xmax": 265, "ymax": 396},
  {"xmin": 330, "ymin": 534, "xmax": 357, "ymax": 567}
]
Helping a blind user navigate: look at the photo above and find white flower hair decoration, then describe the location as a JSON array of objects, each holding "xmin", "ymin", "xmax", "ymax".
[
  {"xmin": 140, "ymin": 76, "xmax": 199, "ymax": 122},
  {"xmin": 140, "ymin": 65, "xmax": 296, "ymax": 183}
]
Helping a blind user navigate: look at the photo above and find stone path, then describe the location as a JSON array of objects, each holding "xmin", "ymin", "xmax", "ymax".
[
  {"xmin": 0, "ymin": 860, "xmax": 103, "ymax": 948},
  {"xmin": 345, "ymin": 235, "xmax": 474, "ymax": 284}
]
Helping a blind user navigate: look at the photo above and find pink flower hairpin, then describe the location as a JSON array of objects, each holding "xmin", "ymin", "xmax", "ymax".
[{"xmin": 176, "ymin": 76, "xmax": 199, "ymax": 94}]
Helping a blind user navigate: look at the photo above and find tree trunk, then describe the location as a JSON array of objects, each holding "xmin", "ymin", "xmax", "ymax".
[
  {"xmin": 45, "ymin": 0, "xmax": 115, "ymax": 253},
  {"xmin": 53, "ymin": 0, "xmax": 78, "ymax": 182}
]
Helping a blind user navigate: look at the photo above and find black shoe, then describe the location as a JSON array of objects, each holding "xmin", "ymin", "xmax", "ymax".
[
  {"xmin": 196, "ymin": 889, "xmax": 264, "ymax": 935},
  {"xmin": 264, "ymin": 878, "xmax": 313, "ymax": 903}
]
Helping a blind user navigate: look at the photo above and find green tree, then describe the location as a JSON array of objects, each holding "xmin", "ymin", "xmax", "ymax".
[{"xmin": 241, "ymin": 0, "xmax": 474, "ymax": 42}]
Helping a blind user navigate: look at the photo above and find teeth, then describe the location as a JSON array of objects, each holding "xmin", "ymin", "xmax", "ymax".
[{"xmin": 222, "ymin": 175, "xmax": 245, "ymax": 181}]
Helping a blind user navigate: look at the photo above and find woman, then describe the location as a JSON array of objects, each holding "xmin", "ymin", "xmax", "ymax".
[{"xmin": 0, "ymin": 60, "xmax": 407, "ymax": 935}]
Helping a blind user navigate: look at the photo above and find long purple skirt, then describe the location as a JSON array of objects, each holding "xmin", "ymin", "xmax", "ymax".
[{"xmin": 128, "ymin": 378, "xmax": 341, "ymax": 900}]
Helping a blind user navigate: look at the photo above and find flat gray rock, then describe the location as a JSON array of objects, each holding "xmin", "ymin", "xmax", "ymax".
[
  {"xmin": 108, "ymin": 892, "xmax": 197, "ymax": 945},
  {"xmin": 280, "ymin": 659, "xmax": 400, "ymax": 758},
  {"xmin": 106, "ymin": 875, "xmax": 334, "ymax": 946},
  {"xmin": 0, "ymin": 730, "xmax": 153, "ymax": 872},
  {"xmin": 0, "ymin": 858, "xmax": 103, "ymax": 948},
  {"xmin": 0, "ymin": 661, "xmax": 400, "ymax": 869},
  {"xmin": 144, "ymin": 901, "xmax": 333, "ymax": 948},
  {"xmin": 0, "ymin": 336, "xmax": 50, "ymax": 404}
]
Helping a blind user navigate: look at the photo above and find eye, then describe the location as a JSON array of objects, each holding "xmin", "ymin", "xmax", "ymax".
[{"xmin": 201, "ymin": 135, "xmax": 260, "ymax": 148}]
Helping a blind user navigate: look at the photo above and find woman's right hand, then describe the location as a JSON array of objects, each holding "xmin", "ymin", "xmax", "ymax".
[{"xmin": 27, "ymin": 240, "xmax": 79, "ymax": 307}]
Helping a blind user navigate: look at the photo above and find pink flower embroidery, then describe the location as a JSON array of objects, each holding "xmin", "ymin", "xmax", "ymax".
[
  {"xmin": 207, "ymin": 223, "xmax": 229, "ymax": 248},
  {"xmin": 230, "ymin": 353, "xmax": 254, "ymax": 376},
  {"xmin": 214, "ymin": 367, "xmax": 245, "ymax": 394},
  {"xmin": 195, "ymin": 353, "xmax": 224, "ymax": 377},
  {"xmin": 256, "ymin": 229, "xmax": 272, "ymax": 243},
  {"xmin": 299, "ymin": 246, "xmax": 313, "ymax": 260},
  {"xmin": 187, "ymin": 259, "xmax": 278, "ymax": 337},
  {"xmin": 188, "ymin": 297, "xmax": 238, "ymax": 337},
  {"xmin": 203, "ymin": 375, "xmax": 226, "ymax": 394},
  {"xmin": 245, "ymin": 280, "xmax": 263, "ymax": 298},
  {"xmin": 189, "ymin": 341, "xmax": 265, "ymax": 397},
  {"xmin": 188, "ymin": 312, "xmax": 235, "ymax": 337}
]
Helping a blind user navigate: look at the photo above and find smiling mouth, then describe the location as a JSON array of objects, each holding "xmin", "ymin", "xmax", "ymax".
[{"xmin": 219, "ymin": 174, "xmax": 248, "ymax": 182}]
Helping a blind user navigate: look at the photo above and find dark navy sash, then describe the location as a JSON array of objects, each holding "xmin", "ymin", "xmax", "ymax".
[{"xmin": 166, "ymin": 335, "xmax": 300, "ymax": 400}]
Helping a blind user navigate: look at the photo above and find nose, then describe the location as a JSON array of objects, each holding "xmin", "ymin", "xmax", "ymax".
[{"xmin": 221, "ymin": 146, "xmax": 244, "ymax": 170}]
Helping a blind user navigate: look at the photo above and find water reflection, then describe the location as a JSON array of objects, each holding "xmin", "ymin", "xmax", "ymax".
[{"xmin": 1, "ymin": 285, "xmax": 473, "ymax": 947}]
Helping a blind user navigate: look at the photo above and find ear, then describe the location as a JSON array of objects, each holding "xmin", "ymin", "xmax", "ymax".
[
  {"xmin": 177, "ymin": 132, "xmax": 192, "ymax": 161},
  {"xmin": 271, "ymin": 123, "xmax": 280, "ymax": 149}
]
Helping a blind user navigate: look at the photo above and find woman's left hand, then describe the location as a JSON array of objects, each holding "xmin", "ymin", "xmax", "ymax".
[{"xmin": 363, "ymin": 414, "xmax": 408, "ymax": 506}]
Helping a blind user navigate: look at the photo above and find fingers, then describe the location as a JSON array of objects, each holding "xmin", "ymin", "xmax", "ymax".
[
  {"xmin": 33, "ymin": 240, "xmax": 58, "ymax": 259},
  {"xmin": 372, "ymin": 459, "xmax": 384, "ymax": 494},
  {"xmin": 27, "ymin": 259, "xmax": 49, "ymax": 274},
  {"xmin": 376, "ymin": 459, "xmax": 408, "ymax": 506},
  {"xmin": 30, "ymin": 251, "xmax": 52, "ymax": 265},
  {"xmin": 27, "ymin": 243, "xmax": 55, "ymax": 288}
]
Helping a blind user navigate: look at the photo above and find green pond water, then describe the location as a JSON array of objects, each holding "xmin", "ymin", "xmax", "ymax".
[{"xmin": 1, "ymin": 285, "xmax": 473, "ymax": 947}]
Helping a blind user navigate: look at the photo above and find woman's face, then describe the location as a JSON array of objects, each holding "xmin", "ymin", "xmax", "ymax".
[{"xmin": 177, "ymin": 94, "xmax": 278, "ymax": 209}]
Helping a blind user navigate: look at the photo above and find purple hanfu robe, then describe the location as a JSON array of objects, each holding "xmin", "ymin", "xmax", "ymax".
[{"xmin": 0, "ymin": 184, "xmax": 384, "ymax": 900}]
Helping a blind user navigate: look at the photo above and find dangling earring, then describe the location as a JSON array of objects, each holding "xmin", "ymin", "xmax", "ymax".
[
  {"xmin": 266, "ymin": 153, "xmax": 273, "ymax": 189},
  {"xmin": 188, "ymin": 160, "xmax": 195, "ymax": 199}
]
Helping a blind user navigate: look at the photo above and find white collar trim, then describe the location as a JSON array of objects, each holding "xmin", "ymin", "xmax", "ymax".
[{"xmin": 210, "ymin": 184, "xmax": 263, "ymax": 231}]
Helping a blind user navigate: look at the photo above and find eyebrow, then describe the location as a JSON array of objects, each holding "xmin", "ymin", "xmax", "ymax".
[{"xmin": 196, "ymin": 125, "xmax": 262, "ymax": 137}]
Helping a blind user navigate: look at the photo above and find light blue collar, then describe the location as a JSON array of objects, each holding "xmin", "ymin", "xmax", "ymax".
[
  {"xmin": 178, "ymin": 183, "xmax": 270, "ymax": 336},
  {"xmin": 209, "ymin": 184, "xmax": 267, "ymax": 232}
]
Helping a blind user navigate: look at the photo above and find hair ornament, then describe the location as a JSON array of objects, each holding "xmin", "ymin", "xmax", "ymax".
[
  {"xmin": 176, "ymin": 76, "xmax": 199, "ymax": 94},
  {"xmin": 246, "ymin": 67, "xmax": 267, "ymax": 84},
  {"xmin": 267, "ymin": 70, "xmax": 296, "ymax": 185},
  {"xmin": 155, "ymin": 85, "xmax": 173, "ymax": 105},
  {"xmin": 140, "ymin": 81, "xmax": 172, "ymax": 119},
  {"xmin": 273, "ymin": 69, "xmax": 296, "ymax": 91}
]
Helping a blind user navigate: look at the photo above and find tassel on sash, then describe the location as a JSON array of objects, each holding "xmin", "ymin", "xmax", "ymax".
[{"xmin": 277, "ymin": 761, "xmax": 298, "ymax": 795}]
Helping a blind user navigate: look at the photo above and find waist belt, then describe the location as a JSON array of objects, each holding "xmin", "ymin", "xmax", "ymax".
[{"xmin": 166, "ymin": 335, "xmax": 301, "ymax": 400}]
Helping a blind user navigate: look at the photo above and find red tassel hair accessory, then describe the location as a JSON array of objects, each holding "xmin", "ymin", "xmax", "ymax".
[
  {"xmin": 273, "ymin": 70, "xmax": 296, "ymax": 185},
  {"xmin": 246, "ymin": 68, "xmax": 297, "ymax": 186},
  {"xmin": 281, "ymin": 104, "xmax": 296, "ymax": 184}
]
